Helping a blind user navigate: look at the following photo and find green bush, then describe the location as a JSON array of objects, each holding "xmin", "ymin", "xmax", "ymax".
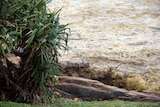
[{"xmin": 0, "ymin": 0, "xmax": 69, "ymax": 103}]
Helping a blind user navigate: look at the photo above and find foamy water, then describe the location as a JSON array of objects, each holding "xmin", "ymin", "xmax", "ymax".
[{"xmin": 47, "ymin": 0, "xmax": 160, "ymax": 91}]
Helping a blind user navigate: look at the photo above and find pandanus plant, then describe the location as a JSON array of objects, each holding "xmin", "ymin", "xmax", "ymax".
[{"xmin": 0, "ymin": 0, "xmax": 69, "ymax": 103}]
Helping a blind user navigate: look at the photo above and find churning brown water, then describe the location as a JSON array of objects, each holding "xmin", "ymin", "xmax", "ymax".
[{"xmin": 48, "ymin": 0, "xmax": 160, "ymax": 91}]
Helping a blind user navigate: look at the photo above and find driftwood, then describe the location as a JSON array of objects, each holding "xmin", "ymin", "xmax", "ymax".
[{"xmin": 54, "ymin": 76, "xmax": 160, "ymax": 102}]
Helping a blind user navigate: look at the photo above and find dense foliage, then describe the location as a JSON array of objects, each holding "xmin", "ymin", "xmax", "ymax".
[{"xmin": 0, "ymin": 0, "xmax": 69, "ymax": 103}]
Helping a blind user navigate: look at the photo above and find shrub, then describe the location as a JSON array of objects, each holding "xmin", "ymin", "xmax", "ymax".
[{"xmin": 0, "ymin": 0, "xmax": 69, "ymax": 103}]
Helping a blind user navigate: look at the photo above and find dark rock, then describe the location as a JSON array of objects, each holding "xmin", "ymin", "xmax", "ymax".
[{"xmin": 54, "ymin": 76, "xmax": 160, "ymax": 102}]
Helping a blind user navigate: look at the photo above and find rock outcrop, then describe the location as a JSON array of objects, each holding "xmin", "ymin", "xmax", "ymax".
[{"xmin": 53, "ymin": 76, "xmax": 160, "ymax": 102}]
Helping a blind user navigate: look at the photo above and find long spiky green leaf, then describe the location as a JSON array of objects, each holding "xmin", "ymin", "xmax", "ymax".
[
  {"xmin": 0, "ymin": 0, "xmax": 70, "ymax": 103},
  {"xmin": 25, "ymin": 29, "xmax": 37, "ymax": 48}
]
